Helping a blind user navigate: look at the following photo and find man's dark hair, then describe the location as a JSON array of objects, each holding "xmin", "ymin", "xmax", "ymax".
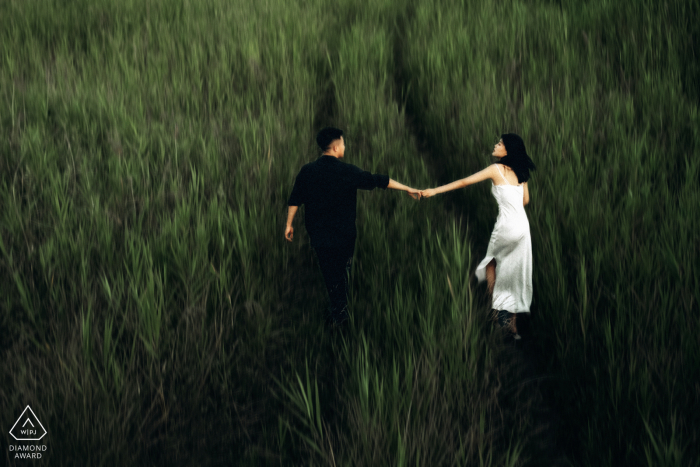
[{"xmin": 316, "ymin": 127, "xmax": 344, "ymax": 152}]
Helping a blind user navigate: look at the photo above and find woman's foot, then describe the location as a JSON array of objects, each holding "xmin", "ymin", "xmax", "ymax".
[
  {"xmin": 496, "ymin": 309, "xmax": 509, "ymax": 328},
  {"xmin": 496, "ymin": 310, "xmax": 517, "ymax": 331},
  {"xmin": 494, "ymin": 309, "xmax": 519, "ymax": 343}
]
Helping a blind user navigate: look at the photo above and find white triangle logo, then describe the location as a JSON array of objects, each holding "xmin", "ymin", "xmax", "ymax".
[{"xmin": 9, "ymin": 406, "xmax": 47, "ymax": 441}]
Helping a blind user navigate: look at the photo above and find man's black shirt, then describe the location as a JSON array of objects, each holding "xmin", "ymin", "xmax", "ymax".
[{"xmin": 288, "ymin": 155, "xmax": 390, "ymax": 248}]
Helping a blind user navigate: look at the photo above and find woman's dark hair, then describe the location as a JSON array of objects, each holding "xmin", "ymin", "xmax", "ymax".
[
  {"xmin": 316, "ymin": 127, "xmax": 344, "ymax": 151},
  {"xmin": 498, "ymin": 133, "xmax": 537, "ymax": 183}
]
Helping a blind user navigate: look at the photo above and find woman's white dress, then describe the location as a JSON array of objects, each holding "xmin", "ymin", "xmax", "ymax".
[{"xmin": 475, "ymin": 165, "xmax": 533, "ymax": 313}]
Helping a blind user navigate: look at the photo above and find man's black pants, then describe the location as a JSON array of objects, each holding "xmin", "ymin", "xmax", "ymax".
[{"xmin": 313, "ymin": 243, "xmax": 355, "ymax": 327}]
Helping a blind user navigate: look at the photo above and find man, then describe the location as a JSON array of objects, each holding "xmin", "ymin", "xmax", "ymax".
[{"xmin": 285, "ymin": 127, "xmax": 420, "ymax": 330}]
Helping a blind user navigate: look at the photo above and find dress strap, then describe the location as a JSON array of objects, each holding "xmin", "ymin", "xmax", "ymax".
[{"xmin": 496, "ymin": 164, "xmax": 510, "ymax": 185}]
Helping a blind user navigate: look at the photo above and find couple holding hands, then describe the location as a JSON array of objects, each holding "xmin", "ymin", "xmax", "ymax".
[{"xmin": 286, "ymin": 127, "xmax": 535, "ymax": 339}]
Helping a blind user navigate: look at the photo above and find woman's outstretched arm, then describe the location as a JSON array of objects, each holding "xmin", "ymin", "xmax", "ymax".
[{"xmin": 421, "ymin": 165, "xmax": 496, "ymax": 198}]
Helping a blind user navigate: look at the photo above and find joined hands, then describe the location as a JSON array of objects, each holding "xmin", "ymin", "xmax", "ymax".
[
  {"xmin": 407, "ymin": 188, "xmax": 437, "ymax": 200},
  {"xmin": 407, "ymin": 188, "xmax": 421, "ymax": 200}
]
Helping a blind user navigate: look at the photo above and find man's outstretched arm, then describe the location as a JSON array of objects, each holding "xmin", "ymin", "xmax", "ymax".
[
  {"xmin": 387, "ymin": 179, "xmax": 421, "ymax": 199},
  {"xmin": 285, "ymin": 205, "xmax": 298, "ymax": 242}
]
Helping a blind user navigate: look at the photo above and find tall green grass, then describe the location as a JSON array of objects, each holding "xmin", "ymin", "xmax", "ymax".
[
  {"xmin": 400, "ymin": 0, "xmax": 699, "ymax": 464},
  {"xmin": 0, "ymin": 0, "xmax": 523, "ymax": 465},
  {"xmin": 1, "ymin": 0, "xmax": 697, "ymax": 465}
]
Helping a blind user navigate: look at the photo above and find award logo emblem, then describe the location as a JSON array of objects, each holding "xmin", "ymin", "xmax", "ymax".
[{"xmin": 9, "ymin": 406, "xmax": 47, "ymax": 441}]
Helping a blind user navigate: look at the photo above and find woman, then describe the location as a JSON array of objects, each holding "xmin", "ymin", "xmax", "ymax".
[{"xmin": 421, "ymin": 134, "xmax": 536, "ymax": 340}]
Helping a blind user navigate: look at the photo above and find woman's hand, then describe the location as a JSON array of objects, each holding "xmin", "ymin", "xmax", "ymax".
[{"xmin": 420, "ymin": 188, "xmax": 437, "ymax": 198}]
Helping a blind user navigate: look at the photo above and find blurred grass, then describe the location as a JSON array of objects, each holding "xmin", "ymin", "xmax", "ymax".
[
  {"xmin": 1, "ymin": 0, "xmax": 698, "ymax": 465},
  {"xmin": 400, "ymin": 0, "xmax": 699, "ymax": 465}
]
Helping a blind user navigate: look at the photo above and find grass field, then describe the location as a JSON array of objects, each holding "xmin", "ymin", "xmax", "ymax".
[{"xmin": 1, "ymin": 0, "xmax": 698, "ymax": 465}]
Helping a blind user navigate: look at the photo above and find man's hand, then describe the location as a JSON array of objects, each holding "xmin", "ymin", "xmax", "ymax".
[
  {"xmin": 407, "ymin": 188, "xmax": 422, "ymax": 200},
  {"xmin": 388, "ymin": 179, "xmax": 422, "ymax": 200},
  {"xmin": 285, "ymin": 206, "xmax": 298, "ymax": 242},
  {"xmin": 420, "ymin": 188, "xmax": 437, "ymax": 198}
]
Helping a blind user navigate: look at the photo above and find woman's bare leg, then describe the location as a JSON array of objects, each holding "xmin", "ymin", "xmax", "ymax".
[{"xmin": 487, "ymin": 259, "xmax": 517, "ymax": 334}]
